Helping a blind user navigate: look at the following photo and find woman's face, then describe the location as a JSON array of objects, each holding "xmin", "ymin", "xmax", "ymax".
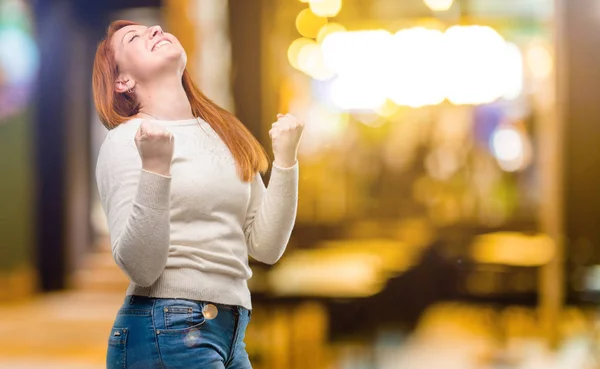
[{"xmin": 111, "ymin": 24, "xmax": 186, "ymax": 88}]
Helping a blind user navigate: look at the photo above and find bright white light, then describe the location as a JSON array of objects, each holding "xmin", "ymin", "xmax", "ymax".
[
  {"xmin": 502, "ymin": 43, "xmax": 524, "ymax": 100},
  {"xmin": 321, "ymin": 30, "xmax": 391, "ymax": 110},
  {"xmin": 491, "ymin": 126, "xmax": 526, "ymax": 172},
  {"xmin": 298, "ymin": 43, "xmax": 335, "ymax": 81},
  {"xmin": 388, "ymin": 27, "xmax": 446, "ymax": 107},
  {"xmin": 329, "ymin": 76, "xmax": 388, "ymax": 110},
  {"xmin": 316, "ymin": 22, "xmax": 346, "ymax": 44},
  {"xmin": 321, "ymin": 30, "xmax": 391, "ymax": 74},
  {"xmin": 423, "ymin": 0, "xmax": 454, "ymax": 11},
  {"xmin": 492, "ymin": 127, "xmax": 522, "ymax": 161},
  {"xmin": 299, "ymin": 25, "xmax": 524, "ymax": 108},
  {"xmin": 443, "ymin": 26, "xmax": 510, "ymax": 105}
]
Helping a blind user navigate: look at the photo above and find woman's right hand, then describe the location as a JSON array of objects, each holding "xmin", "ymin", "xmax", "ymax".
[{"xmin": 135, "ymin": 120, "xmax": 174, "ymax": 176}]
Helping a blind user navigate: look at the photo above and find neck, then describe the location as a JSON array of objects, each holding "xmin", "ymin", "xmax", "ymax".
[{"xmin": 136, "ymin": 75, "xmax": 195, "ymax": 121}]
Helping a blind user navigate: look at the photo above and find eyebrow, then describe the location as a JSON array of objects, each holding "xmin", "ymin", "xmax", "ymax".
[{"xmin": 121, "ymin": 30, "xmax": 136, "ymax": 45}]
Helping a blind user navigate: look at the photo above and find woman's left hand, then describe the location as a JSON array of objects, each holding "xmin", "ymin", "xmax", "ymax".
[{"xmin": 269, "ymin": 113, "xmax": 304, "ymax": 168}]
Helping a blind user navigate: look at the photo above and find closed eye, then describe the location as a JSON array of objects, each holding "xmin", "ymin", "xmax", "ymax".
[{"xmin": 129, "ymin": 35, "xmax": 139, "ymax": 43}]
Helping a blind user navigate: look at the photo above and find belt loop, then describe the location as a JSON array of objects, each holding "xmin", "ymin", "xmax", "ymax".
[{"xmin": 129, "ymin": 295, "xmax": 135, "ymax": 305}]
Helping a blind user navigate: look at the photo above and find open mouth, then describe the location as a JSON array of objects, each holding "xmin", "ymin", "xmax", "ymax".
[{"xmin": 152, "ymin": 39, "xmax": 172, "ymax": 51}]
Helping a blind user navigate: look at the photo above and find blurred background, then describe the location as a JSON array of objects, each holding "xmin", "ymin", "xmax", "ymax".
[{"xmin": 2, "ymin": 0, "xmax": 600, "ymax": 367}]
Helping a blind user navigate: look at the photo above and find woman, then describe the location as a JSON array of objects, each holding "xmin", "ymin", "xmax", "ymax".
[{"xmin": 93, "ymin": 20, "xmax": 302, "ymax": 369}]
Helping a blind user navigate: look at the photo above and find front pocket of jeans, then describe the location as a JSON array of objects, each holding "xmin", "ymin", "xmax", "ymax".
[
  {"xmin": 107, "ymin": 327, "xmax": 128, "ymax": 369},
  {"xmin": 161, "ymin": 306, "xmax": 205, "ymax": 334}
]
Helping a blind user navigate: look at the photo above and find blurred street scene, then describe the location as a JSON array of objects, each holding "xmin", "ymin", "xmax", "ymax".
[{"xmin": 3, "ymin": 0, "xmax": 600, "ymax": 368}]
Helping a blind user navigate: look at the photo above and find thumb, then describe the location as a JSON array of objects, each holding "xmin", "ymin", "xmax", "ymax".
[{"xmin": 135, "ymin": 124, "xmax": 143, "ymax": 140}]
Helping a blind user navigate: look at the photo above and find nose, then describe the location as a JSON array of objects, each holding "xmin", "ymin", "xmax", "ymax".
[{"xmin": 148, "ymin": 25, "xmax": 163, "ymax": 39}]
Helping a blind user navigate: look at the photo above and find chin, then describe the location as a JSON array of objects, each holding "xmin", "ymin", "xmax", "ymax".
[{"xmin": 152, "ymin": 48, "xmax": 186, "ymax": 71}]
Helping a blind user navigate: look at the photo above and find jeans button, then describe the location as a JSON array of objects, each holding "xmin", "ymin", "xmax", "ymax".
[{"xmin": 203, "ymin": 304, "xmax": 218, "ymax": 320}]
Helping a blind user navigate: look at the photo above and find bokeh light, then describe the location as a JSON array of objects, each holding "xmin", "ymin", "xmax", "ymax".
[
  {"xmin": 298, "ymin": 43, "xmax": 335, "ymax": 81},
  {"xmin": 268, "ymin": 249, "xmax": 386, "ymax": 298},
  {"xmin": 296, "ymin": 8, "xmax": 328, "ymax": 39},
  {"xmin": 321, "ymin": 30, "xmax": 391, "ymax": 74},
  {"xmin": 443, "ymin": 25, "xmax": 513, "ymax": 105},
  {"xmin": 388, "ymin": 27, "xmax": 446, "ymax": 107},
  {"xmin": 316, "ymin": 22, "xmax": 346, "ymax": 44},
  {"xmin": 492, "ymin": 127, "xmax": 522, "ymax": 162},
  {"xmin": 0, "ymin": 27, "xmax": 38, "ymax": 84},
  {"xmin": 490, "ymin": 125, "xmax": 532, "ymax": 172},
  {"xmin": 471, "ymin": 232, "xmax": 555, "ymax": 266},
  {"xmin": 502, "ymin": 42, "xmax": 524, "ymax": 100},
  {"xmin": 526, "ymin": 41, "xmax": 553, "ymax": 80},
  {"xmin": 328, "ymin": 76, "xmax": 388, "ymax": 110},
  {"xmin": 288, "ymin": 37, "xmax": 316, "ymax": 70},
  {"xmin": 309, "ymin": 0, "xmax": 342, "ymax": 18},
  {"xmin": 423, "ymin": 0, "xmax": 454, "ymax": 12},
  {"xmin": 0, "ymin": 0, "xmax": 39, "ymax": 121},
  {"xmin": 321, "ymin": 30, "xmax": 391, "ymax": 110},
  {"xmin": 298, "ymin": 25, "xmax": 524, "ymax": 109}
]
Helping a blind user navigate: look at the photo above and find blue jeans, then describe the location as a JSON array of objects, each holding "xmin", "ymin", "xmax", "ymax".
[{"xmin": 107, "ymin": 295, "xmax": 252, "ymax": 369}]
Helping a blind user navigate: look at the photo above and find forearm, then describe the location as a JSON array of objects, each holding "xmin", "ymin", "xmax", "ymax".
[
  {"xmin": 111, "ymin": 170, "xmax": 172, "ymax": 287},
  {"xmin": 247, "ymin": 163, "xmax": 298, "ymax": 264}
]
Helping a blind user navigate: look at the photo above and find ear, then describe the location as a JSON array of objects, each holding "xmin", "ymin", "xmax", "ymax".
[{"xmin": 114, "ymin": 76, "xmax": 134, "ymax": 94}]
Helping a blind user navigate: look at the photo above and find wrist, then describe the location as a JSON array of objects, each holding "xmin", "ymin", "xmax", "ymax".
[
  {"xmin": 273, "ymin": 158, "xmax": 297, "ymax": 169},
  {"xmin": 142, "ymin": 160, "xmax": 171, "ymax": 176}
]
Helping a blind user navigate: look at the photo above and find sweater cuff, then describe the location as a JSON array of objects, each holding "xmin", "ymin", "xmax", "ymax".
[
  {"xmin": 269, "ymin": 161, "xmax": 298, "ymax": 197},
  {"xmin": 272, "ymin": 160, "xmax": 298, "ymax": 170},
  {"xmin": 135, "ymin": 170, "xmax": 171, "ymax": 209}
]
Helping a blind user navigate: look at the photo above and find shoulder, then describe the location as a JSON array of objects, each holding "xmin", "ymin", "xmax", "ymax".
[
  {"xmin": 96, "ymin": 119, "xmax": 142, "ymax": 170},
  {"xmin": 99, "ymin": 119, "xmax": 142, "ymax": 154},
  {"xmin": 105, "ymin": 118, "xmax": 142, "ymax": 145}
]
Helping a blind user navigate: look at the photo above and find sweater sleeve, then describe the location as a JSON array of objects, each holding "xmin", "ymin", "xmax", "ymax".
[
  {"xmin": 244, "ymin": 162, "xmax": 299, "ymax": 265},
  {"xmin": 96, "ymin": 131, "xmax": 172, "ymax": 287}
]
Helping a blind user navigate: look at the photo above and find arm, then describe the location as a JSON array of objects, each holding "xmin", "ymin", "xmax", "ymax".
[
  {"xmin": 244, "ymin": 163, "xmax": 299, "ymax": 264},
  {"xmin": 96, "ymin": 132, "xmax": 171, "ymax": 287}
]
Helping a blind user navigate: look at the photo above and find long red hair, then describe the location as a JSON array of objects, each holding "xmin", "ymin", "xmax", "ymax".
[{"xmin": 92, "ymin": 20, "xmax": 269, "ymax": 182}]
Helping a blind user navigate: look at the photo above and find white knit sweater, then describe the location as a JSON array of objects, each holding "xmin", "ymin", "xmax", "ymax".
[{"xmin": 95, "ymin": 118, "xmax": 298, "ymax": 310}]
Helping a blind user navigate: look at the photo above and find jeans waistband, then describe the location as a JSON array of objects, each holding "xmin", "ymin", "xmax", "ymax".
[{"xmin": 125, "ymin": 295, "xmax": 247, "ymax": 315}]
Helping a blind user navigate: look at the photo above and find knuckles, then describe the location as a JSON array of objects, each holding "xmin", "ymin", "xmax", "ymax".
[{"xmin": 273, "ymin": 120, "xmax": 303, "ymax": 132}]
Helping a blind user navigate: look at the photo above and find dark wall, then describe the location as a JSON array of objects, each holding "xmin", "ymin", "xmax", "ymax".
[
  {"xmin": 228, "ymin": 0, "xmax": 264, "ymax": 138},
  {"xmin": 560, "ymin": 0, "xmax": 600, "ymax": 296},
  {"xmin": 33, "ymin": 0, "xmax": 73, "ymax": 291}
]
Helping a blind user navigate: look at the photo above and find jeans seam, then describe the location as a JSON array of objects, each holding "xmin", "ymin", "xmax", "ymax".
[
  {"xmin": 224, "ymin": 309, "xmax": 241, "ymax": 367},
  {"xmin": 151, "ymin": 299, "xmax": 166, "ymax": 369}
]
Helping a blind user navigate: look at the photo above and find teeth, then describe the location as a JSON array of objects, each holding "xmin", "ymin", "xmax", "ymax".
[{"xmin": 154, "ymin": 40, "xmax": 171, "ymax": 50}]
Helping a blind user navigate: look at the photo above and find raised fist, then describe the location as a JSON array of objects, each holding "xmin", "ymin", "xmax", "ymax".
[
  {"xmin": 135, "ymin": 120, "xmax": 174, "ymax": 176},
  {"xmin": 269, "ymin": 113, "xmax": 304, "ymax": 168}
]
